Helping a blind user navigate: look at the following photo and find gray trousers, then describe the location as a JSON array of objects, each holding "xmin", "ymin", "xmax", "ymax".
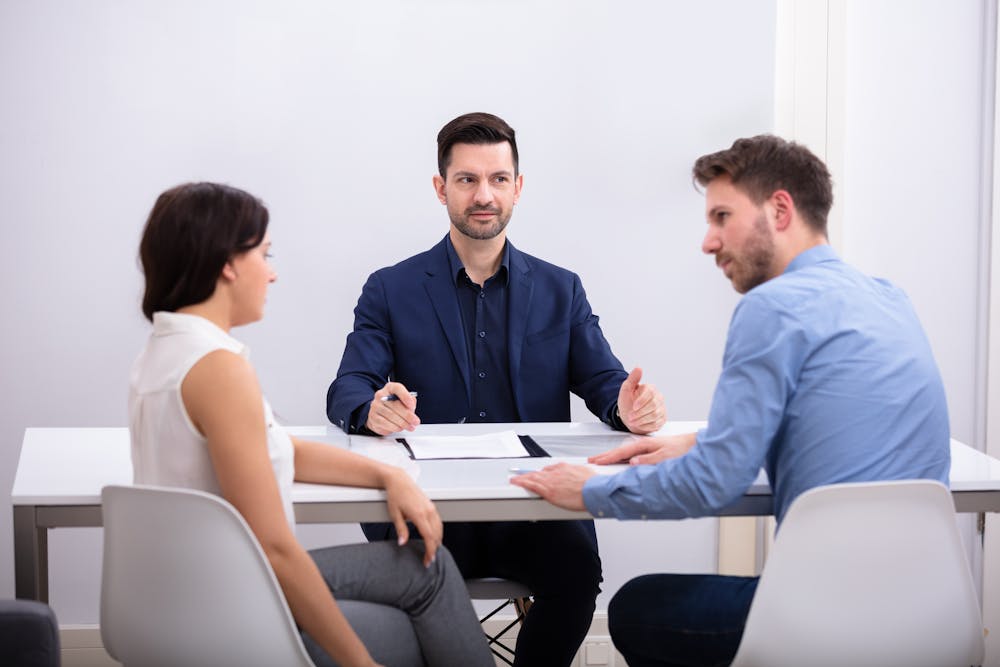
[{"xmin": 302, "ymin": 540, "xmax": 493, "ymax": 667}]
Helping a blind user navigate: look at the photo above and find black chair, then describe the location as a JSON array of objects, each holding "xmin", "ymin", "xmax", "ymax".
[{"xmin": 0, "ymin": 599, "xmax": 60, "ymax": 667}]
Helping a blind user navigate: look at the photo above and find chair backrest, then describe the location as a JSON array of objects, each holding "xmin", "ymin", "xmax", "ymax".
[
  {"xmin": 100, "ymin": 485, "xmax": 314, "ymax": 667},
  {"xmin": 731, "ymin": 480, "xmax": 984, "ymax": 667}
]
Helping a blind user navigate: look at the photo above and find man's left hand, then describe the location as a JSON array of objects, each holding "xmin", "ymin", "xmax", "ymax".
[
  {"xmin": 509, "ymin": 463, "xmax": 596, "ymax": 511},
  {"xmin": 618, "ymin": 367, "xmax": 667, "ymax": 435}
]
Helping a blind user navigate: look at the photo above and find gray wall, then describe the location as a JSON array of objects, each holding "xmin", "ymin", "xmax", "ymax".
[{"xmin": 0, "ymin": 1, "xmax": 775, "ymax": 622}]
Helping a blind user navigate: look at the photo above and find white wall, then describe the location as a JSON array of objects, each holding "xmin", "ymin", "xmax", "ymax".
[
  {"xmin": 839, "ymin": 0, "xmax": 989, "ymax": 604},
  {"xmin": 0, "ymin": 1, "xmax": 776, "ymax": 623}
]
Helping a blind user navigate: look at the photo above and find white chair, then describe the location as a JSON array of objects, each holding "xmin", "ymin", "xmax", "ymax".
[
  {"xmin": 100, "ymin": 485, "xmax": 315, "ymax": 667},
  {"xmin": 730, "ymin": 480, "xmax": 984, "ymax": 667},
  {"xmin": 465, "ymin": 577, "xmax": 532, "ymax": 665}
]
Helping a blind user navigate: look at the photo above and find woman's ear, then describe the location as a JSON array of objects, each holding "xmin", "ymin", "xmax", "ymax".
[{"xmin": 220, "ymin": 261, "xmax": 238, "ymax": 282}]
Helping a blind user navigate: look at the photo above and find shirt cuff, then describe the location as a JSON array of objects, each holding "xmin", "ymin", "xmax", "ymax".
[
  {"xmin": 582, "ymin": 473, "xmax": 618, "ymax": 519},
  {"xmin": 608, "ymin": 402, "xmax": 628, "ymax": 432},
  {"xmin": 350, "ymin": 403, "xmax": 377, "ymax": 436}
]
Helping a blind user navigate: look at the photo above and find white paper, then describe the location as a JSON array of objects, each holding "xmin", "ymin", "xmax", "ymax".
[{"xmin": 401, "ymin": 430, "xmax": 530, "ymax": 459}]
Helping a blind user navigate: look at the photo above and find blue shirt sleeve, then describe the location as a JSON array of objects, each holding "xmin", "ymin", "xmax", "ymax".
[{"xmin": 583, "ymin": 292, "xmax": 809, "ymax": 520}]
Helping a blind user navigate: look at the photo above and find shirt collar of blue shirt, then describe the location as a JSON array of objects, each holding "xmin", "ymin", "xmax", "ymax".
[
  {"xmin": 783, "ymin": 243, "xmax": 839, "ymax": 275},
  {"xmin": 445, "ymin": 235, "xmax": 511, "ymax": 286}
]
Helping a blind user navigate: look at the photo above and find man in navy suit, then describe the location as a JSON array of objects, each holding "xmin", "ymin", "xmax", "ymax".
[{"xmin": 327, "ymin": 112, "xmax": 666, "ymax": 666}]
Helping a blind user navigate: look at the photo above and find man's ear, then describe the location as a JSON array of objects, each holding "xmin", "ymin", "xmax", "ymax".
[
  {"xmin": 432, "ymin": 174, "xmax": 447, "ymax": 205},
  {"xmin": 512, "ymin": 173, "xmax": 524, "ymax": 205},
  {"xmin": 770, "ymin": 189, "xmax": 794, "ymax": 231}
]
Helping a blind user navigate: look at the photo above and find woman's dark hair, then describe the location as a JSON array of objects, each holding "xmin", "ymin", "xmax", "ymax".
[{"xmin": 139, "ymin": 182, "xmax": 269, "ymax": 321}]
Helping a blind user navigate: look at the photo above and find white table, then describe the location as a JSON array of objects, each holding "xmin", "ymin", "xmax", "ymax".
[{"xmin": 13, "ymin": 422, "xmax": 1000, "ymax": 602}]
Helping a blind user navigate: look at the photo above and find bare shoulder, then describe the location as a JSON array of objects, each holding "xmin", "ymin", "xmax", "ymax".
[{"xmin": 182, "ymin": 350, "xmax": 263, "ymax": 434}]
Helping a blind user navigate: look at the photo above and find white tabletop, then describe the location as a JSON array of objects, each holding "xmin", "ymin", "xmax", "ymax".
[{"xmin": 13, "ymin": 422, "xmax": 1000, "ymax": 509}]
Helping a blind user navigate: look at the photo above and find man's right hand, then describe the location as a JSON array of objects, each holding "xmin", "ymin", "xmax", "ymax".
[
  {"xmin": 588, "ymin": 432, "xmax": 697, "ymax": 466},
  {"xmin": 365, "ymin": 382, "xmax": 420, "ymax": 435}
]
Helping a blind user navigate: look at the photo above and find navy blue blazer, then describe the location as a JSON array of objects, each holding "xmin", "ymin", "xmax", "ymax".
[{"xmin": 327, "ymin": 236, "xmax": 628, "ymax": 433}]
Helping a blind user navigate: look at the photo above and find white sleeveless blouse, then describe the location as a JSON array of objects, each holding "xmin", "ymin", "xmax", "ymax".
[{"xmin": 128, "ymin": 311, "xmax": 295, "ymax": 527}]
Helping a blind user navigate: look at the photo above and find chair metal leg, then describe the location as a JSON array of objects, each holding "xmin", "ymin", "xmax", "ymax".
[{"xmin": 479, "ymin": 596, "xmax": 531, "ymax": 665}]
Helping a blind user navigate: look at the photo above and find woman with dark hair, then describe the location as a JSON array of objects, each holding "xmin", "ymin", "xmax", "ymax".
[{"xmin": 129, "ymin": 182, "xmax": 493, "ymax": 667}]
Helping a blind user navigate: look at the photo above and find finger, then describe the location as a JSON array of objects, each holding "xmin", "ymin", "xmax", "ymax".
[
  {"xmin": 389, "ymin": 507, "xmax": 409, "ymax": 546},
  {"xmin": 588, "ymin": 442, "xmax": 647, "ymax": 464},
  {"xmin": 510, "ymin": 473, "xmax": 545, "ymax": 496},
  {"xmin": 383, "ymin": 381, "xmax": 410, "ymax": 397},
  {"xmin": 623, "ymin": 367, "xmax": 642, "ymax": 391},
  {"xmin": 630, "ymin": 452, "xmax": 664, "ymax": 465},
  {"xmin": 628, "ymin": 385, "xmax": 656, "ymax": 412},
  {"xmin": 414, "ymin": 512, "xmax": 440, "ymax": 566},
  {"xmin": 382, "ymin": 401, "xmax": 415, "ymax": 426},
  {"xmin": 374, "ymin": 407, "xmax": 410, "ymax": 434}
]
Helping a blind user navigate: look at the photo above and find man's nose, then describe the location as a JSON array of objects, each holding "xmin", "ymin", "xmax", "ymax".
[
  {"xmin": 474, "ymin": 180, "xmax": 494, "ymax": 206},
  {"xmin": 702, "ymin": 227, "xmax": 721, "ymax": 254}
]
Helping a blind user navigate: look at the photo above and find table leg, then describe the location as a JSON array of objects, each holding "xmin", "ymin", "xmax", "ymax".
[{"xmin": 13, "ymin": 505, "xmax": 48, "ymax": 602}]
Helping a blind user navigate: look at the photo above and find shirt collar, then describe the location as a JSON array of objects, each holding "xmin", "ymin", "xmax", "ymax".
[
  {"xmin": 151, "ymin": 311, "xmax": 249, "ymax": 357},
  {"xmin": 783, "ymin": 244, "xmax": 839, "ymax": 275},
  {"xmin": 445, "ymin": 235, "xmax": 511, "ymax": 286}
]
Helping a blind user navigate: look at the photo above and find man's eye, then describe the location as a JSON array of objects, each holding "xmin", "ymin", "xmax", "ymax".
[{"xmin": 495, "ymin": 176, "xmax": 508, "ymax": 183}]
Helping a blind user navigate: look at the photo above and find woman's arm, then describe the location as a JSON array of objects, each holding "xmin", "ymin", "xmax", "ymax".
[
  {"xmin": 292, "ymin": 437, "xmax": 442, "ymax": 566},
  {"xmin": 182, "ymin": 350, "xmax": 380, "ymax": 667}
]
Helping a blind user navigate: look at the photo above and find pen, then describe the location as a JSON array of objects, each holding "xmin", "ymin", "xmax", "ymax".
[
  {"xmin": 508, "ymin": 467, "xmax": 534, "ymax": 474},
  {"xmin": 380, "ymin": 391, "xmax": 418, "ymax": 402}
]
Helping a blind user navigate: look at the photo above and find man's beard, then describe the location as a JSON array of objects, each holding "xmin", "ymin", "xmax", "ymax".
[
  {"xmin": 722, "ymin": 213, "xmax": 774, "ymax": 294},
  {"xmin": 450, "ymin": 206, "xmax": 511, "ymax": 240}
]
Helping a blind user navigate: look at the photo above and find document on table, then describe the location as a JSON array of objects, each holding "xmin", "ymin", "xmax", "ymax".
[{"xmin": 397, "ymin": 430, "xmax": 546, "ymax": 460}]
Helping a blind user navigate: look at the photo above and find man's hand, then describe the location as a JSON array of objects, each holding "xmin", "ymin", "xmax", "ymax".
[
  {"xmin": 617, "ymin": 367, "xmax": 666, "ymax": 435},
  {"xmin": 589, "ymin": 432, "xmax": 697, "ymax": 466},
  {"xmin": 509, "ymin": 463, "xmax": 596, "ymax": 511},
  {"xmin": 382, "ymin": 468, "xmax": 442, "ymax": 567},
  {"xmin": 365, "ymin": 381, "xmax": 420, "ymax": 435}
]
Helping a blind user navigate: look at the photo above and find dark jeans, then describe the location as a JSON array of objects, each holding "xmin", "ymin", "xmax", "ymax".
[
  {"xmin": 363, "ymin": 519, "xmax": 602, "ymax": 667},
  {"xmin": 608, "ymin": 574, "xmax": 759, "ymax": 667}
]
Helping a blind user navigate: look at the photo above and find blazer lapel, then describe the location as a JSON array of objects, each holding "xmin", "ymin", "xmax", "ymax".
[
  {"xmin": 423, "ymin": 241, "xmax": 473, "ymax": 407},
  {"xmin": 507, "ymin": 244, "xmax": 533, "ymax": 417}
]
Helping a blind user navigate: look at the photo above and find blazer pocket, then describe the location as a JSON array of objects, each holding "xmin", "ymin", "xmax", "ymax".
[{"xmin": 525, "ymin": 325, "xmax": 570, "ymax": 346}]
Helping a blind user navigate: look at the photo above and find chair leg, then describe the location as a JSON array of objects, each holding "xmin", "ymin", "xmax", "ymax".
[{"xmin": 479, "ymin": 597, "xmax": 531, "ymax": 666}]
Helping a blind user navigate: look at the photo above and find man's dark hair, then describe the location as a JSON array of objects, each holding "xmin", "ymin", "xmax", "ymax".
[
  {"xmin": 437, "ymin": 112, "xmax": 519, "ymax": 177},
  {"xmin": 692, "ymin": 134, "xmax": 833, "ymax": 235},
  {"xmin": 139, "ymin": 182, "xmax": 269, "ymax": 321}
]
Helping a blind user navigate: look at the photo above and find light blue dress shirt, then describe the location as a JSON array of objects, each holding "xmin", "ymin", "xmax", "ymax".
[{"xmin": 583, "ymin": 245, "xmax": 950, "ymax": 525}]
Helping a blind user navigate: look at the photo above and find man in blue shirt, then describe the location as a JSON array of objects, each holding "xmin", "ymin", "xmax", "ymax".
[
  {"xmin": 328, "ymin": 112, "xmax": 667, "ymax": 666},
  {"xmin": 511, "ymin": 135, "xmax": 950, "ymax": 666}
]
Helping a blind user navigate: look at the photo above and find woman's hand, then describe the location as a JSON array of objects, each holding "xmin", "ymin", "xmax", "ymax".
[{"xmin": 382, "ymin": 468, "xmax": 442, "ymax": 566}]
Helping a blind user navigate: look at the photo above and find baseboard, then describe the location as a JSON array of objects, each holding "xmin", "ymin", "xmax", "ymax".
[
  {"xmin": 59, "ymin": 626, "xmax": 120, "ymax": 667},
  {"xmin": 62, "ymin": 616, "xmax": 625, "ymax": 667}
]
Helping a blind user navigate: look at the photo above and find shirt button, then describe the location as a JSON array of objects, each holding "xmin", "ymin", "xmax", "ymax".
[
  {"xmin": 478, "ymin": 371, "xmax": 486, "ymax": 378},
  {"xmin": 641, "ymin": 514, "xmax": 648, "ymax": 520},
  {"xmin": 598, "ymin": 510, "xmax": 605, "ymax": 517},
  {"xmin": 478, "ymin": 331, "xmax": 486, "ymax": 338},
  {"xmin": 479, "ymin": 411, "xmax": 487, "ymax": 418},
  {"xmin": 479, "ymin": 291, "xmax": 485, "ymax": 299}
]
